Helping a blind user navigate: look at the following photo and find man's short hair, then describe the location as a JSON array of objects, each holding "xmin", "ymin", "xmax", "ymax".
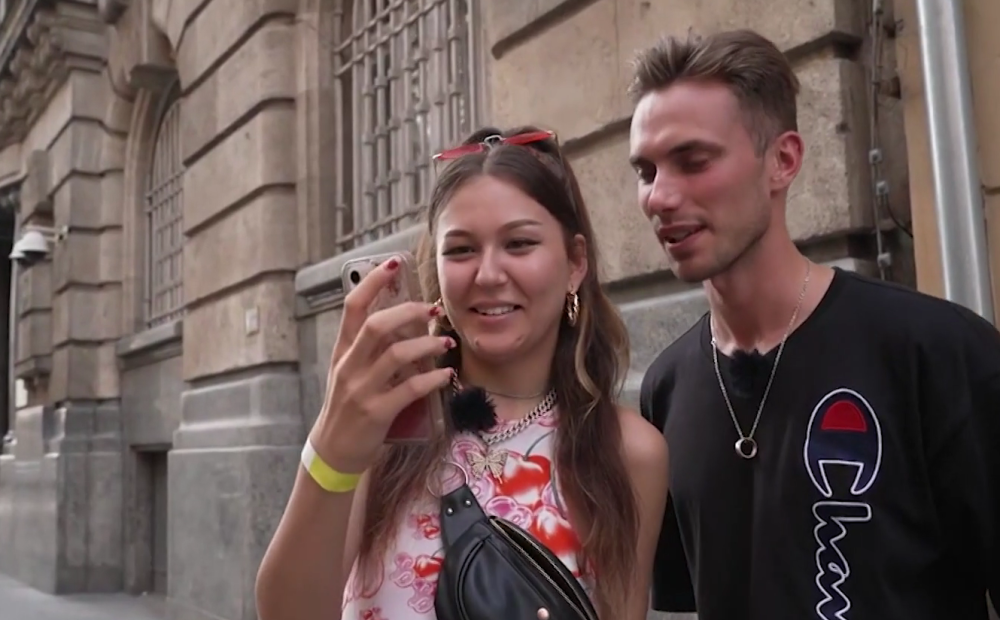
[{"xmin": 628, "ymin": 29, "xmax": 800, "ymax": 153}]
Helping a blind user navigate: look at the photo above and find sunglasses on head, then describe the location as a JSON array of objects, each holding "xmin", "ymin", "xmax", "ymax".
[{"xmin": 432, "ymin": 130, "xmax": 557, "ymax": 162}]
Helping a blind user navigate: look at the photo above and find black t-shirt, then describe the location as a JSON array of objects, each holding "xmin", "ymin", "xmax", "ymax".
[{"xmin": 640, "ymin": 268, "xmax": 1000, "ymax": 620}]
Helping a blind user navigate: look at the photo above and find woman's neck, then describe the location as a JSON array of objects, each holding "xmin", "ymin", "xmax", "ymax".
[{"xmin": 459, "ymin": 344, "xmax": 555, "ymax": 421}]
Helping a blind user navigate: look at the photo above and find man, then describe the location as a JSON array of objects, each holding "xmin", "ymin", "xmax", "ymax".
[{"xmin": 630, "ymin": 29, "xmax": 1000, "ymax": 620}]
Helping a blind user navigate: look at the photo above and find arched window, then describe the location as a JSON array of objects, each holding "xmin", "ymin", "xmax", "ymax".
[
  {"xmin": 333, "ymin": 0, "xmax": 476, "ymax": 251},
  {"xmin": 143, "ymin": 85, "xmax": 184, "ymax": 328}
]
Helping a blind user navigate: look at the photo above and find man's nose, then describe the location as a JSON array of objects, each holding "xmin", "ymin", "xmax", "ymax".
[{"xmin": 646, "ymin": 174, "xmax": 684, "ymax": 214}]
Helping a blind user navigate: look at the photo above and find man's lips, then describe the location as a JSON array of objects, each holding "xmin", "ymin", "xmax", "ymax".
[{"xmin": 657, "ymin": 224, "xmax": 706, "ymax": 244}]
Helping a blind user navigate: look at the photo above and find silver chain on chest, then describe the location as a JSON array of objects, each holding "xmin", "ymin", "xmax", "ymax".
[
  {"xmin": 464, "ymin": 389, "xmax": 557, "ymax": 479},
  {"xmin": 710, "ymin": 261, "xmax": 811, "ymax": 460},
  {"xmin": 479, "ymin": 388, "xmax": 557, "ymax": 446}
]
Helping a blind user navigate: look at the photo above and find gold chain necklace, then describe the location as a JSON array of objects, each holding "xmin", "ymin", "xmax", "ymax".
[{"xmin": 710, "ymin": 261, "xmax": 811, "ymax": 460}]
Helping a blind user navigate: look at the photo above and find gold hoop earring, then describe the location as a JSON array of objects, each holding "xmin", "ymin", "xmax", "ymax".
[
  {"xmin": 565, "ymin": 291, "xmax": 580, "ymax": 327},
  {"xmin": 433, "ymin": 298, "xmax": 453, "ymax": 332}
]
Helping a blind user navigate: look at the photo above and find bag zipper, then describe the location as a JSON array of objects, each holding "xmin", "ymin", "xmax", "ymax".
[{"xmin": 488, "ymin": 518, "xmax": 598, "ymax": 620}]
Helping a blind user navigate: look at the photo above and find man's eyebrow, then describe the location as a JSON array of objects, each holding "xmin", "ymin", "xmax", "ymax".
[
  {"xmin": 629, "ymin": 153, "xmax": 648, "ymax": 167},
  {"xmin": 671, "ymin": 139, "xmax": 723, "ymax": 155},
  {"xmin": 630, "ymin": 140, "xmax": 724, "ymax": 166}
]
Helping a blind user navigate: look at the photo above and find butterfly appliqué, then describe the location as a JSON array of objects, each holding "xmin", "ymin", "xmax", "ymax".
[{"xmin": 467, "ymin": 448, "xmax": 508, "ymax": 479}]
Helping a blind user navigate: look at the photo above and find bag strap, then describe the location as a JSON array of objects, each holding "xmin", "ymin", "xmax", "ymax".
[{"xmin": 439, "ymin": 483, "xmax": 487, "ymax": 548}]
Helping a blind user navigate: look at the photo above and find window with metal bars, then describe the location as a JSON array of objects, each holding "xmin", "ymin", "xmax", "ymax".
[
  {"xmin": 143, "ymin": 86, "xmax": 185, "ymax": 329},
  {"xmin": 332, "ymin": 0, "xmax": 476, "ymax": 252}
]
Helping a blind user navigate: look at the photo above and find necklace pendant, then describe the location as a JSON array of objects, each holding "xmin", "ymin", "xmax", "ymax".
[
  {"xmin": 735, "ymin": 437, "xmax": 758, "ymax": 460},
  {"xmin": 468, "ymin": 448, "xmax": 508, "ymax": 479}
]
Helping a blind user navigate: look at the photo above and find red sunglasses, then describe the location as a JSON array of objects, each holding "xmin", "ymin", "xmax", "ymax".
[{"xmin": 432, "ymin": 130, "xmax": 557, "ymax": 162}]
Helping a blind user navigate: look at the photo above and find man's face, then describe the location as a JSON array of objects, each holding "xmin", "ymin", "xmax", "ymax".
[{"xmin": 629, "ymin": 80, "xmax": 777, "ymax": 283}]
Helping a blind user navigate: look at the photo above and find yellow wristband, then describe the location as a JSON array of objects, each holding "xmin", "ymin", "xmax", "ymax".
[{"xmin": 301, "ymin": 439, "xmax": 362, "ymax": 493}]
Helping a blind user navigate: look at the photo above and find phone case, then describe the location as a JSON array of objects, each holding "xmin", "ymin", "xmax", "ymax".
[{"xmin": 341, "ymin": 252, "xmax": 446, "ymax": 443}]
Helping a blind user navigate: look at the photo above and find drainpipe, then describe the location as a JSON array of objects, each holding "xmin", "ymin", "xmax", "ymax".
[
  {"xmin": 6, "ymin": 206, "xmax": 17, "ymax": 447},
  {"xmin": 914, "ymin": 0, "xmax": 995, "ymax": 324}
]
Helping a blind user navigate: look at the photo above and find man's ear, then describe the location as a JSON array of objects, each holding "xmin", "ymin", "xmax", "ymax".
[{"xmin": 768, "ymin": 130, "xmax": 805, "ymax": 194}]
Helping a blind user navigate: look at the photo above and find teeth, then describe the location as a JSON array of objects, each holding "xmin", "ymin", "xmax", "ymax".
[{"xmin": 477, "ymin": 306, "xmax": 516, "ymax": 316}]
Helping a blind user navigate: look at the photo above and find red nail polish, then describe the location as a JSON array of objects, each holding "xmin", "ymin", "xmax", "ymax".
[
  {"xmin": 385, "ymin": 257, "xmax": 399, "ymax": 270},
  {"xmin": 430, "ymin": 305, "xmax": 442, "ymax": 317}
]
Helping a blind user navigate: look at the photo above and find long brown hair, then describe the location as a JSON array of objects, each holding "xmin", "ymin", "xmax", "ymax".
[{"xmin": 356, "ymin": 126, "xmax": 637, "ymax": 613}]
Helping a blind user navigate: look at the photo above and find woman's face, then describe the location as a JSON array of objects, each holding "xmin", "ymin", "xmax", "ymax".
[{"xmin": 435, "ymin": 174, "xmax": 587, "ymax": 364}]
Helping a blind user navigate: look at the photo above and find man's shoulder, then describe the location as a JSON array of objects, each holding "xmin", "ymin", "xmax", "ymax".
[
  {"xmin": 837, "ymin": 270, "xmax": 988, "ymax": 331},
  {"xmin": 836, "ymin": 270, "xmax": 1000, "ymax": 366},
  {"xmin": 837, "ymin": 269, "xmax": 952, "ymax": 312},
  {"xmin": 639, "ymin": 313, "xmax": 707, "ymax": 426},
  {"xmin": 644, "ymin": 312, "xmax": 707, "ymax": 382}
]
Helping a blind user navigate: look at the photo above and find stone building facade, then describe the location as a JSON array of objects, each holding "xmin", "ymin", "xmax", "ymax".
[{"xmin": 0, "ymin": 0, "xmax": 944, "ymax": 619}]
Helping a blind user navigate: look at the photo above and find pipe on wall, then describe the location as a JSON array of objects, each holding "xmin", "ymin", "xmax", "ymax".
[{"xmin": 914, "ymin": 0, "xmax": 995, "ymax": 323}]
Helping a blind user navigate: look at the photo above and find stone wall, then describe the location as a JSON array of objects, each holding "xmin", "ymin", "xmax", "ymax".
[{"xmin": 0, "ymin": 0, "xmax": 126, "ymax": 595}]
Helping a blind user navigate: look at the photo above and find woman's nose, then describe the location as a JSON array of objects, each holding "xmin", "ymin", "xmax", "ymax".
[{"xmin": 474, "ymin": 248, "xmax": 508, "ymax": 287}]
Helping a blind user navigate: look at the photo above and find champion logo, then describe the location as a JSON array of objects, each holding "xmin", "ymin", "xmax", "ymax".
[{"xmin": 803, "ymin": 388, "xmax": 882, "ymax": 620}]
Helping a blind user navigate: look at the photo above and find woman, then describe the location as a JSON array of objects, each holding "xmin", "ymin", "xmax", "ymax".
[{"xmin": 255, "ymin": 127, "xmax": 670, "ymax": 620}]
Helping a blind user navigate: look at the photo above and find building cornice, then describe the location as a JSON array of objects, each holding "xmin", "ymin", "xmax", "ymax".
[{"xmin": 0, "ymin": 0, "xmax": 108, "ymax": 150}]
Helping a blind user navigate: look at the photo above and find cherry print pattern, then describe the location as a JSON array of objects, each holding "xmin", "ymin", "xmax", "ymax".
[
  {"xmin": 360, "ymin": 608, "xmax": 387, "ymax": 620},
  {"xmin": 389, "ymin": 551, "xmax": 444, "ymax": 614},
  {"xmin": 342, "ymin": 404, "xmax": 593, "ymax": 619},
  {"xmin": 406, "ymin": 513, "xmax": 441, "ymax": 540},
  {"xmin": 494, "ymin": 448, "xmax": 552, "ymax": 509},
  {"xmin": 482, "ymin": 495, "xmax": 533, "ymax": 529}
]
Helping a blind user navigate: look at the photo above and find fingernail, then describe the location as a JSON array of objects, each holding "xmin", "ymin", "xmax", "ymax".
[
  {"xmin": 443, "ymin": 337, "xmax": 456, "ymax": 349},
  {"xmin": 430, "ymin": 305, "xmax": 442, "ymax": 317},
  {"xmin": 385, "ymin": 257, "xmax": 399, "ymax": 270}
]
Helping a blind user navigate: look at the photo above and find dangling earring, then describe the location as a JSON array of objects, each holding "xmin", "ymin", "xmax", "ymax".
[
  {"xmin": 433, "ymin": 298, "xmax": 453, "ymax": 332},
  {"xmin": 565, "ymin": 290, "xmax": 580, "ymax": 327}
]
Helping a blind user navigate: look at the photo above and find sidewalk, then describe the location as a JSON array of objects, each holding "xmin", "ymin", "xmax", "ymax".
[{"xmin": 0, "ymin": 574, "xmax": 166, "ymax": 620}]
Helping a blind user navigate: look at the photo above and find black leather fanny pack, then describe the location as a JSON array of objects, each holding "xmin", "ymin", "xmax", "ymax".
[{"xmin": 433, "ymin": 483, "xmax": 599, "ymax": 620}]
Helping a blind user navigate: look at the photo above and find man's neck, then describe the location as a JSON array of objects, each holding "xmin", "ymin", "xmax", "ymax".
[{"xmin": 705, "ymin": 231, "xmax": 827, "ymax": 354}]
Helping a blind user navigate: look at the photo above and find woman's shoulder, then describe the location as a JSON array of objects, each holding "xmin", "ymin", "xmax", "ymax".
[{"xmin": 616, "ymin": 406, "xmax": 669, "ymax": 472}]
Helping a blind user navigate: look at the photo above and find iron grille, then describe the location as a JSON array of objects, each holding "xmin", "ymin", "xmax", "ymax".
[
  {"xmin": 333, "ymin": 0, "xmax": 474, "ymax": 251},
  {"xmin": 143, "ymin": 90, "xmax": 185, "ymax": 328}
]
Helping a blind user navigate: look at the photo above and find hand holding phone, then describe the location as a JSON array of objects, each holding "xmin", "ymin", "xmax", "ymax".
[
  {"xmin": 339, "ymin": 251, "xmax": 449, "ymax": 444},
  {"xmin": 308, "ymin": 253, "xmax": 454, "ymax": 473}
]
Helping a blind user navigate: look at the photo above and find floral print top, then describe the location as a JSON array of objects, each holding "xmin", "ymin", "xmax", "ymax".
[{"xmin": 341, "ymin": 406, "xmax": 592, "ymax": 620}]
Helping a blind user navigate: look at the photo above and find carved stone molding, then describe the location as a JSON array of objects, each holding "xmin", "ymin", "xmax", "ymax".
[
  {"xmin": 113, "ymin": 0, "xmax": 175, "ymax": 93},
  {"xmin": 19, "ymin": 148, "xmax": 51, "ymax": 217},
  {"xmin": 0, "ymin": 1, "xmax": 109, "ymax": 150},
  {"xmin": 98, "ymin": 0, "xmax": 130, "ymax": 25}
]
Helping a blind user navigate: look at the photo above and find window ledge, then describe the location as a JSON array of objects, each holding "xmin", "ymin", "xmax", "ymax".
[
  {"xmin": 14, "ymin": 355, "xmax": 51, "ymax": 380},
  {"xmin": 295, "ymin": 226, "xmax": 424, "ymax": 315},
  {"xmin": 116, "ymin": 319, "xmax": 183, "ymax": 359}
]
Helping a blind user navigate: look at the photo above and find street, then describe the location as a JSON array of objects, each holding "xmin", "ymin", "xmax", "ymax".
[{"xmin": 0, "ymin": 575, "xmax": 165, "ymax": 620}]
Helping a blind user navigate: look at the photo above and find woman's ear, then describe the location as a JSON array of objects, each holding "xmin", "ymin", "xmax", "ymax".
[{"xmin": 568, "ymin": 233, "xmax": 589, "ymax": 292}]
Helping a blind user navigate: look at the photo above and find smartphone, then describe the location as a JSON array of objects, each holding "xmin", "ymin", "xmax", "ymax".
[{"xmin": 341, "ymin": 251, "xmax": 446, "ymax": 444}]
